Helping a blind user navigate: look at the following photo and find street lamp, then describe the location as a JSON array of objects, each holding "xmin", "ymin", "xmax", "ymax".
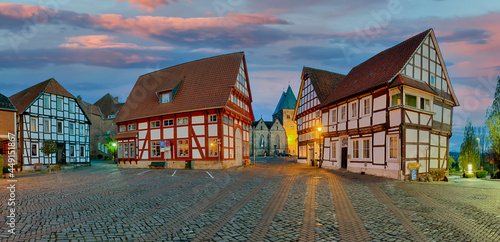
[{"xmin": 317, "ymin": 126, "xmax": 323, "ymax": 168}]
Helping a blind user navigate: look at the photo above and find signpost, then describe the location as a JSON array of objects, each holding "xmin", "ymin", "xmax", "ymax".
[
  {"xmin": 408, "ymin": 163, "xmax": 421, "ymax": 181},
  {"xmin": 164, "ymin": 140, "xmax": 171, "ymax": 169}
]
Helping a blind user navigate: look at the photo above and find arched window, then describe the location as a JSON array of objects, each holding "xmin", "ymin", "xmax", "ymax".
[
  {"xmin": 276, "ymin": 135, "xmax": 280, "ymax": 149},
  {"xmin": 260, "ymin": 135, "xmax": 265, "ymax": 148}
]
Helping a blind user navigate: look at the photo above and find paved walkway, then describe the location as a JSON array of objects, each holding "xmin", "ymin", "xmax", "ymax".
[{"xmin": 0, "ymin": 158, "xmax": 499, "ymax": 241}]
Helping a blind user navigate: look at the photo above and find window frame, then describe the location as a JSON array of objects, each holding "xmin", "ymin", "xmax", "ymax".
[
  {"xmin": 150, "ymin": 121, "xmax": 161, "ymax": 128},
  {"xmin": 163, "ymin": 119, "xmax": 174, "ymax": 127},
  {"xmin": 351, "ymin": 102, "xmax": 357, "ymax": 119},
  {"xmin": 177, "ymin": 139, "xmax": 189, "ymax": 157},
  {"xmin": 362, "ymin": 139, "xmax": 370, "ymax": 159},
  {"xmin": 128, "ymin": 124, "xmax": 137, "ymax": 131},
  {"xmin": 57, "ymin": 121, "xmax": 63, "ymax": 134},
  {"xmin": 70, "ymin": 145, "xmax": 75, "ymax": 157},
  {"xmin": 44, "ymin": 95, "xmax": 50, "ymax": 109},
  {"xmin": 340, "ymin": 105, "xmax": 347, "ymax": 121},
  {"xmin": 405, "ymin": 94, "xmax": 417, "ymax": 108},
  {"xmin": 331, "ymin": 141, "xmax": 337, "ymax": 160},
  {"xmin": 31, "ymin": 117, "xmax": 38, "ymax": 132},
  {"xmin": 391, "ymin": 94, "xmax": 401, "ymax": 107},
  {"xmin": 362, "ymin": 97, "xmax": 371, "ymax": 116},
  {"xmin": 80, "ymin": 146, "xmax": 85, "ymax": 157},
  {"xmin": 160, "ymin": 92, "xmax": 171, "ymax": 104},
  {"xmin": 31, "ymin": 143, "xmax": 39, "ymax": 157},
  {"xmin": 120, "ymin": 125, "xmax": 126, "ymax": 132},
  {"xmin": 43, "ymin": 119, "xmax": 50, "ymax": 133},
  {"xmin": 209, "ymin": 138, "xmax": 219, "ymax": 157},
  {"xmin": 69, "ymin": 122, "xmax": 75, "ymax": 135},
  {"xmin": 151, "ymin": 141, "xmax": 161, "ymax": 158},
  {"xmin": 69, "ymin": 100, "xmax": 75, "ymax": 113},
  {"xmin": 330, "ymin": 108, "xmax": 337, "ymax": 123},
  {"xmin": 176, "ymin": 117, "xmax": 188, "ymax": 126},
  {"xmin": 57, "ymin": 98, "xmax": 63, "ymax": 111},
  {"xmin": 352, "ymin": 140, "xmax": 359, "ymax": 159},
  {"xmin": 208, "ymin": 114, "xmax": 217, "ymax": 123},
  {"xmin": 388, "ymin": 136, "xmax": 399, "ymax": 160}
]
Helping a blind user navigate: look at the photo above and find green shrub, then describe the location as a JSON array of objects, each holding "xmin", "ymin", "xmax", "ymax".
[
  {"xmin": 104, "ymin": 155, "xmax": 109, "ymax": 160},
  {"xmin": 97, "ymin": 154, "xmax": 103, "ymax": 160},
  {"xmin": 3, "ymin": 165, "xmax": 11, "ymax": 174},
  {"xmin": 463, "ymin": 173, "xmax": 475, "ymax": 178},
  {"xmin": 492, "ymin": 170, "xmax": 500, "ymax": 179},
  {"xmin": 475, "ymin": 170, "xmax": 488, "ymax": 178},
  {"xmin": 454, "ymin": 164, "xmax": 460, "ymax": 171}
]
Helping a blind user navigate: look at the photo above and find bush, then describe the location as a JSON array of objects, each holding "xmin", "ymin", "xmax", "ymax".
[
  {"xmin": 492, "ymin": 170, "xmax": 500, "ymax": 179},
  {"xmin": 97, "ymin": 154, "xmax": 103, "ymax": 160},
  {"xmin": 475, "ymin": 170, "xmax": 488, "ymax": 178},
  {"xmin": 3, "ymin": 165, "xmax": 11, "ymax": 174},
  {"xmin": 104, "ymin": 155, "xmax": 109, "ymax": 160},
  {"xmin": 463, "ymin": 172, "xmax": 475, "ymax": 178},
  {"xmin": 51, "ymin": 165, "xmax": 61, "ymax": 171}
]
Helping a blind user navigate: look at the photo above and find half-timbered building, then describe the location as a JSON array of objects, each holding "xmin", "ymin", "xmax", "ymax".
[
  {"xmin": 0, "ymin": 93, "xmax": 17, "ymax": 159},
  {"xmin": 319, "ymin": 29, "xmax": 459, "ymax": 180},
  {"xmin": 114, "ymin": 52, "xmax": 254, "ymax": 169},
  {"xmin": 294, "ymin": 67, "xmax": 345, "ymax": 165},
  {"xmin": 9, "ymin": 78, "xmax": 91, "ymax": 169}
]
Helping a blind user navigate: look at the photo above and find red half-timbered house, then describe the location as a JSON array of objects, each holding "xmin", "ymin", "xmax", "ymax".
[{"xmin": 114, "ymin": 52, "xmax": 254, "ymax": 169}]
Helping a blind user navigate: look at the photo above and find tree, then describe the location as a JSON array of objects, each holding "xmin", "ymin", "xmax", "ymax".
[
  {"xmin": 41, "ymin": 140, "xmax": 58, "ymax": 159},
  {"xmin": 486, "ymin": 76, "xmax": 500, "ymax": 171},
  {"xmin": 458, "ymin": 120, "xmax": 480, "ymax": 172},
  {"xmin": 105, "ymin": 136, "xmax": 117, "ymax": 162},
  {"xmin": 448, "ymin": 156, "xmax": 456, "ymax": 171}
]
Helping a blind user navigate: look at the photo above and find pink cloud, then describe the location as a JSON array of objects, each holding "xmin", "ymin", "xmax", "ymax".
[
  {"xmin": 115, "ymin": 0, "xmax": 190, "ymax": 12},
  {"xmin": 190, "ymin": 48, "xmax": 222, "ymax": 53},
  {"xmin": 0, "ymin": 3, "xmax": 56, "ymax": 19},
  {"xmin": 59, "ymin": 35, "xmax": 172, "ymax": 50}
]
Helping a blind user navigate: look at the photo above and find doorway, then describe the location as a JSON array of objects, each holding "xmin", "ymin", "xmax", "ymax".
[
  {"xmin": 341, "ymin": 147, "xmax": 348, "ymax": 169},
  {"xmin": 57, "ymin": 143, "xmax": 66, "ymax": 164}
]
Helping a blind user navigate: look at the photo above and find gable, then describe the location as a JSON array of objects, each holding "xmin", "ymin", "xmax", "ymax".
[
  {"xmin": 399, "ymin": 33, "xmax": 459, "ymax": 105},
  {"xmin": 296, "ymin": 74, "xmax": 320, "ymax": 117}
]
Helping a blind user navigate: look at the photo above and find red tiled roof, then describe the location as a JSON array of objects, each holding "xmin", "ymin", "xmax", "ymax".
[
  {"xmin": 115, "ymin": 52, "xmax": 253, "ymax": 123},
  {"xmin": 389, "ymin": 74, "xmax": 437, "ymax": 95},
  {"xmin": 303, "ymin": 67, "xmax": 345, "ymax": 103},
  {"xmin": 9, "ymin": 78, "xmax": 75, "ymax": 114},
  {"xmin": 321, "ymin": 29, "xmax": 432, "ymax": 107}
]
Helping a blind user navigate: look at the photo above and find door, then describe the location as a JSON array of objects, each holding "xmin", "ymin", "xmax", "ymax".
[
  {"xmin": 308, "ymin": 148, "xmax": 314, "ymax": 166},
  {"xmin": 341, "ymin": 147, "xmax": 348, "ymax": 169},
  {"xmin": 235, "ymin": 129, "xmax": 243, "ymax": 165},
  {"xmin": 57, "ymin": 143, "xmax": 66, "ymax": 164}
]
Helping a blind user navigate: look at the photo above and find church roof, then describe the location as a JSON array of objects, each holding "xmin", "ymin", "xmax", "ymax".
[
  {"xmin": 0, "ymin": 93, "xmax": 16, "ymax": 111},
  {"xmin": 273, "ymin": 85, "xmax": 297, "ymax": 115},
  {"xmin": 251, "ymin": 119, "xmax": 275, "ymax": 129},
  {"xmin": 115, "ymin": 52, "xmax": 254, "ymax": 123},
  {"xmin": 321, "ymin": 29, "xmax": 432, "ymax": 107},
  {"xmin": 9, "ymin": 78, "xmax": 75, "ymax": 114}
]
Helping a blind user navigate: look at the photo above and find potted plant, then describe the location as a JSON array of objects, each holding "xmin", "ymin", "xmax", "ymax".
[{"xmin": 3, "ymin": 165, "xmax": 11, "ymax": 179}]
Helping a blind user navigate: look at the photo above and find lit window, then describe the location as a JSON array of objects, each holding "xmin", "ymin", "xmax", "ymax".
[
  {"xmin": 353, "ymin": 140, "xmax": 359, "ymax": 159},
  {"xmin": 363, "ymin": 139, "xmax": 370, "ymax": 159},
  {"xmin": 57, "ymin": 121, "xmax": 63, "ymax": 134},
  {"xmin": 150, "ymin": 121, "xmax": 161, "ymax": 128},
  {"xmin": 176, "ymin": 118, "xmax": 188, "ymax": 125},
  {"xmin": 128, "ymin": 124, "xmax": 137, "ymax": 131},
  {"xmin": 31, "ymin": 117, "xmax": 38, "ymax": 132},
  {"xmin": 57, "ymin": 98, "xmax": 63, "ymax": 111},
  {"xmin": 160, "ymin": 92, "xmax": 171, "ymax": 103},
  {"xmin": 405, "ymin": 94, "xmax": 417, "ymax": 108},
  {"xmin": 389, "ymin": 136, "xmax": 398, "ymax": 159},
  {"xmin": 391, "ymin": 94, "xmax": 401, "ymax": 106},
  {"xmin": 209, "ymin": 138, "xmax": 219, "ymax": 157},
  {"xmin": 164, "ymin": 119, "xmax": 174, "ymax": 126},
  {"xmin": 332, "ymin": 142, "xmax": 337, "ymax": 159},
  {"xmin": 209, "ymin": 115, "xmax": 217, "ymax": 123},
  {"xmin": 177, "ymin": 139, "xmax": 189, "ymax": 157}
]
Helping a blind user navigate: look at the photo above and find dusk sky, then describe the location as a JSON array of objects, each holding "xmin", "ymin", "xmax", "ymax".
[{"xmin": 1, "ymin": 0, "xmax": 500, "ymax": 151}]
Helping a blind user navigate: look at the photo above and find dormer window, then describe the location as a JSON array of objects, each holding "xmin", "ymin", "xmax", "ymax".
[{"xmin": 160, "ymin": 92, "xmax": 171, "ymax": 103}]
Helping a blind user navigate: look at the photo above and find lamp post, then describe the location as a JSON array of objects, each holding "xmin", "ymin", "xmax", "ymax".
[
  {"xmin": 477, "ymin": 137, "xmax": 482, "ymax": 170},
  {"xmin": 318, "ymin": 126, "xmax": 323, "ymax": 168}
]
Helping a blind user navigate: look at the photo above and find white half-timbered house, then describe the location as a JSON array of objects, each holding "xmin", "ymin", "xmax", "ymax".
[
  {"xmin": 294, "ymin": 67, "xmax": 345, "ymax": 165},
  {"xmin": 9, "ymin": 78, "xmax": 91, "ymax": 170},
  {"xmin": 114, "ymin": 52, "xmax": 254, "ymax": 169},
  {"xmin": 319, "ymin": 29, "xmax": 459, "ymax": 180}
]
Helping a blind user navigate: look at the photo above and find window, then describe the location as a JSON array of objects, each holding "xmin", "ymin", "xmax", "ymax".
[
  {"xmin": 351, "ymin": 103, "xmax": 357, "ymax": 118},
  {"xmin": 124, "ymin": 143, "xmax": 129, "ymax": 158},
  {"xmin": 405, "ymin": 94, "xmax": 417, "ymax": 108},
  {"xmin": 98, "ymin": 143, "xmax": 101, "ymax": 151},
  {"xmin": 129, "ymin": 143, "xmax": 135, "ymax": 158},
  {"xmin": 57, "ymin": 98, "xmax": 63, "ymax": 111},
  {"xmin": 363, "ymin": 98, "xmax": 371, "ymax": 115},
  {"xmin": 120, "ymin": 126, "xmax": 126, "ymax": 132},
  {"xmin": 164, "ymin": 119, "xmax": 174, "ymax": 127},
  {"xmin": 177, "ymin": 140, "xmax": 189, "ymax": 157},
  {"xmin": 209, "ymin": 115, "xmax": 217, "ymax": 123},
  {"xmin": 389, "ymin": 136, "xmax": 398, "ymax": 159},
  {"xmin": 420, "ymin": 98, "xmax": 431, "ymax": 111},
  {"xmin": 352, "ymin": 140, "xmax": 359, "ymax": 159},
  {"xmin": 44, "ymin": 119, "xmax": 50, "ymax": 133},
  {"xmin": 105, "ymin": 146, "xmax": 108, "ymax": 154},
  {"xmin": 151, "ymin": 141, "xmax": 161, "ymax": 158},
  {"xmin": 331, "ymin": 109, "xmax": 337, "ymax": 123},
  {"xmin": 69, "ymin": 123, "xmax": 75, "ymax": 135},
  {"xmin": 391, "ymin": 94, "xmax": 401, "ymax": 106},
  {"xmin": 69, "ymin": 100, "xmax": 75, "ymax": 113},
  {"xmin": 80, "ymin": 124, "xmax": 84, "ymax": 135},
  {"xmin": 177, "ymin": 118, "xmax": 188, "ymax": 125},
  {"xmin": 70, "ymin": 145, "xmax": 75, "ymax": 157},
  {"xmin": 287, "ymin": 115, "xmax": 291, "ymax": 119},
  {"xmin": 362, "ymin": 139, "xmax": 370, "ymax": 159},
  {"xmin": 340, "ymin": 106, "xmax": 346, "ymax": 121},
  {"xmin": 118, "ymin": 144, "xmax": 123, "ymax": 158},
  {"xmin": 332, "ymin": 142, "xmax": 337, "ymax": 160},
  {"xmin": 31, "ymin": 143, "xmax": 38, "ymax": 157},
  {"xmin": 31, "ymin": 117, "xmax": 38, "ymax": 131},
  {"xmin": 44, "ymin": 96, "xmax": 50, "ymax": 108},
  {"xmin": 209, "ymin": 138, "xmax": 219, "ymax": 157},
  {"xmin": 160, "ymin": 92, "xmax": 171, "ymax": 103},
  {"xmin": 223, "ymin": 116, "xmax": 228, "ymax": 123},
  {"xmin": 229, "ymin": 118, "xmax": 233, "ymax": 125},
  {"xmin": 80, "ymin": 146, "xmax": 85, "ymax": 157},
  {"xmin": 57, "ymin": 121, "xmax": 63, "ymax": 134},
  {"xmin": 108, "ymin": 115, "xmax": 115, "ymax": 119},
  {"xmin": 128, "ymin": 124, "xmax": 136, "ymax": 131},
  {"xmin": 151, "ymin": 121, "xmax": 161, "ymax": 128}
]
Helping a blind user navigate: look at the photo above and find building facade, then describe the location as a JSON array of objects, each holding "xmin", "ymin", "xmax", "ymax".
[
  {"xmin": 272, "ymin": 85, "xmax": 298, "ymax": 155},
  {"xmin": 78, "ymin": 93, "xmax": 123, "ymax": 159},
  {"xmin": 9, "ymin": 79, "xmax": 91, "ymax": 170},
  {"xmin": 250, "ymin": 119, "xmax": 287, "ymax": 156},
  {"xmin": 0, "ymin": 93, "xmax": 17, "ymax": 162},
  {"xmin": 294, "ymin": 67, "xmax": 345, "ymax": 165},
  {"xmin": 114, "ymin": 52, "xmax": 254, "ymax": 169},
  {"xmin": 319, "ymin": 29, "xmax": 459, "ymax": 180}
]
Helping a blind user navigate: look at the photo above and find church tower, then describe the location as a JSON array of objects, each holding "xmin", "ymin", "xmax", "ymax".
[{"xmin": 272, "ymin": 85, "xmax": 298, "ymax": 155}]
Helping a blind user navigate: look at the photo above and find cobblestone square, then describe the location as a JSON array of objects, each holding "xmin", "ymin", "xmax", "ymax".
[{"xmin": 1, "ymin": 158, "xmax": 499, "ymax": 241}]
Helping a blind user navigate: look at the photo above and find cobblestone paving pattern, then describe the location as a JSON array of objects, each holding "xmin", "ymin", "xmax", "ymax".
[{"xmin": 0, "ymin": 159, "xmax": 499, "ymax": 241}]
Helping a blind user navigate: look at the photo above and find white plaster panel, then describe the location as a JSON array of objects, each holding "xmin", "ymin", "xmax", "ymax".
[
  {"xmin": 431, "ymin": 146, "xmax": 439, "ymax": 158},
  {"xmin": 177, "ymin": 126, "xmax": 188, "ymax": 138},
  {"xmin": 139, "ymin": 122, "xmax": 147, "ymax": 130},
  {"xmin": 420, "ymin": 114, "xmax": 431, "ymax": 126},
  {"xmin": 141, "ymin": 152, "xmax": 148, "ymax": 159},
  {"xmin": 440, "ymin": 135, "xmax": 447, "ymax": 147},
  {"xmin": 406, "ymin": 129, "xmax": 418, "ymax": 143},
  {"xmin": 164, "ymin": 128, "xmax": 174, "ymax": 139},
  {"xmin": 348, "ymin": 120, "xmax": 357, "ymax": 129},
  {"xmin": 209, "ymin": 124, "xmax": 218, "ymax": 136},
  {"xmin": 193, "ymin": 125, "xmax": 205, "ymax": 136},
  {"xmin": 197, "ymin": 137, "xmax": 205, "ymax": 147},
  {"xmin": 193, "ymin": 149, "xmax": 201, "ymax": 159},
  {"xmin": 192, "ymin": 116, "xmax": 204, "ymax": 124},
  {"xmin": 374, "ymin": 131, "xmax": 385, "ymax": 145},
  {"xmin": 192, "ymin": 138, "xmax": 197, "ymax": 148},
  {"xmin": 373, "ymin": 111, "xmax": 386, "ymax": 125},
  {"xmin": 150, "ymin": 129, "xmax": 161, "ymax": 140},
  {"xmin": 359, "ymin": 117, "xmax": 370, "ymax": 127},
  {"xmin": 229, "ymin": 127, "xmax": 233, "ymax": 137},
  {"xmin": 406, "ymin": 111, "xmax": 418, "ymax": 124},
  {"xmin": 406, "ymin": 144, "xmax": 417, "ymax": 158},
  {"xmin": 139, "ymin": 131, "xmax": 147, "ymax": 139},
  {"xmin": 419, "ymin": 130, "xmax": 429, "ymax": 143},
  {"xmin": 338, "ymin": 122, "xmax": 346, "ymax": 131},
  {"xmin": 373, "ymin": 95, "xmax": 386, "ymax": 111},
  {"xmin": 431, "ymin": 134, "xmax": 438, "ymax": 146},
  {"xmin": 373, "ymin": 147, "xmax": 385, "ymax": 164},
  {"xmin": 419, "ymin": 145, "xmax": 429, "ymax": 158},
  {"xmin": 224, "ymin": 136, "xmax": 228, "ymax": 146},
  {"xmin": 223, "ymin": 125, "xmax": 228, "ymax": 135}
]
